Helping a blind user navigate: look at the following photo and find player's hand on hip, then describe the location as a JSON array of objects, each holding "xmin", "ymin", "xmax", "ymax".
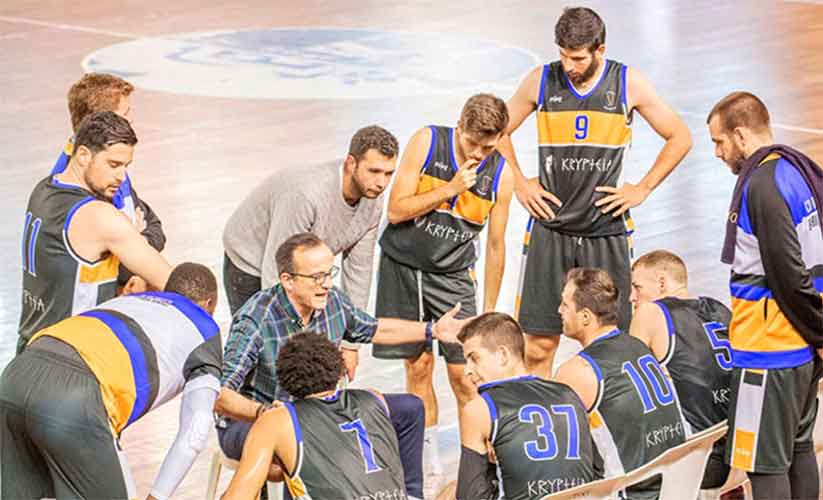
[
  {"xmin": 134, "ymin": 206, "xmax": 147, "ymax": 233},
  {"xmin": 514, "ymin": 176, "xmax": 562, "ymax": 220},
  {"xmin": 433, "ymin": 303, "xmax": 472, "ymax": 344},
  {"xmin": 340, "ymin": 347, "xmax": 359, "ymax": 382},
  {"xmin": 447, "ymin": 159, "xmax": 480, "ymax": 197},
  {"xmin": 594, "ymin": 181, "xmax": 651, "ymax": 217}
]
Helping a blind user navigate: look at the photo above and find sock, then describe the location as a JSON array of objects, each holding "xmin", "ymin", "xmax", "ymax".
[{"xmin": 423, "ymin": 426, "xmax": 442, "ymax": 474}]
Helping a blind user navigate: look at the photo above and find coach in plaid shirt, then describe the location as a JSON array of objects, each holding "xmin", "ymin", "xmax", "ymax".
[{"xmin": 214, "ymin": 232, "xmax": 465, "ymax": 499}]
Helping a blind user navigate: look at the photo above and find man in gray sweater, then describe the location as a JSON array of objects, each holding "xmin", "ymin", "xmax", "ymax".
[{"xmin": 222, "ymin": 125, "xmax": 399, "ymax": 377}]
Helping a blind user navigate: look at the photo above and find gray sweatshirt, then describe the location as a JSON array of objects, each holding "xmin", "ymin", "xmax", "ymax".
[{"xmin": 222, "ymin": 160, "xmax": 382, "ymax": 309}]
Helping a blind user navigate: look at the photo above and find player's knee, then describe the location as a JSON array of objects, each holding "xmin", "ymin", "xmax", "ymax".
[
  {"xmin": 447, "ymin": 366, "xmax": 476, "ymax": 406},
  {"xmin": 392, "ymin": 393, "xmax": 426, "ymax": 428},
  {"xmin": 524, "ymin": 335, "xmax": 559, "ymax": 359},
  {"xmin": 404, "ymin": 354, "xmax": 434, "ymax": 381}
]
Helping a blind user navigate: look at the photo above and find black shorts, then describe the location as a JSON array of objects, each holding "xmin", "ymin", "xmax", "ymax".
[
  {"xmin": 725, "ymin": 360, "xmax": 821, "ymax": 474},
  {"xmin": 0, "ymin": 338, "xmax": 135, "ymax": 499},
  {"xmin": 372, "ymin": 252, "xmax": 477, "ymax": 364},
  {"xmin": 516, "ymin": 220, "xmax": 632, "ymax": 335}
]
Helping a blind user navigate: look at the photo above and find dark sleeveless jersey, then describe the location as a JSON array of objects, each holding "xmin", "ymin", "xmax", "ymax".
[
  {"xmin": 282, "ymin": 389, "xmax": 406, "ymax": 500},
  {"xmin": 654, "ymin": 297, "xmax": 732, "ymax": 433},
  {"xmin": 380, "ymin": 125, "xmax": 506, "ymax": 273},
  {"xmin": 578, "ymin": 330, "xmax": 686, "ymax": 499},
  {"xmin": 19, "ymin": 176, "xmax": 119, "ymax": 344},
  {"xmin": 479, "ymin": 375, "xmax": 600, "ymax": 499},
  {"xmin": 536, "ymin": 60, "xmax": 633, "ymax": 237}
]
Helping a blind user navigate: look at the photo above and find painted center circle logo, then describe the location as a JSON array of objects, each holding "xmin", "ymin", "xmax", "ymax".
[{"xmin": 83, "ymin": 28, "xmax": 540, "ymax": 99}]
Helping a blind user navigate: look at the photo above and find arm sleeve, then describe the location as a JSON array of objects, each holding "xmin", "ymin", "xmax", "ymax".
[
  {"xmin": 340, "ymin": 222, "xmax": 379, "ymax": 310},
  {"xmin": 748, "ymin": 167, "xmax": 823, "ymax": 347},
  {"xmin": 339, "ymin": 289, "xmax": 379, "ymax": 343},
  {"xmin": 149, "ymin": 380, "xmax": 219, "ymax": 500},
  {"xmin": 130, "ymin": 185, "xmax": 166, "ymax": 252},
  {"xmin": 260, "ymin": 192, "xmax": 316, "ymax": 289},
  {"xmin": 455, "ymin": 446, "xmax": 498, "ymax": 500},
  {"xmin": 221, "ymin": 314, "xmax": 264, "ymax": 391}
]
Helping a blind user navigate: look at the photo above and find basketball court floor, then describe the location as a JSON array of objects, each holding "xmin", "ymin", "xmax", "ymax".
[{"xmin": 2, "ymin": 1, "xmax": 823, "ymax": 497}]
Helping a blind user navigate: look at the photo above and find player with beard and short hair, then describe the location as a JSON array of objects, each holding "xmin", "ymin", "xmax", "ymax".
[
  {"xmin": 707, "ymin": 92, "xmax": 823, "ymax": 500},
  {"xmin": 18, "ymin": 111, "xmax": 172, "ymax": 353},
  {"xmin": 493, "ymin": 6, "xmax": 693, "ymax": 379}
]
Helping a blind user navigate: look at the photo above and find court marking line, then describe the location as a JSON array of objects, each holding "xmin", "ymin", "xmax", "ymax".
[{"xmin": 3, "ymin": 14, "xmax": 823, "ymax": 136}]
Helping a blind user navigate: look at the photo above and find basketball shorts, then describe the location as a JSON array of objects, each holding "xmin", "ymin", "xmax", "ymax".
[
  {"xmin": 516, "ymin": 220, "xmax": 632, "ymax": 335},
  {"xmin": 0, "ymin": 337, "xmax": 136, "ymax": 499},
  {"xmin": 725, "ymin": 360, "xmax": 821, "ymax": 473},
  {"xmin": 372, "ymin": 252, "xmax": 477, "ymax": 364}
]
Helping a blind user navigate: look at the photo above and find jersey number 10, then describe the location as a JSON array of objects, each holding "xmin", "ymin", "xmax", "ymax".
[{"xmin": 622, "ymin": 354, "xmax": 676, "ymax": 414}]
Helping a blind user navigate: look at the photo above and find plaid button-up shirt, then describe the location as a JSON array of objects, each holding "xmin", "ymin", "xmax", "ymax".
[{"xmin": 221, "ymin": 283, "xmax": 377, "ymax": 403}]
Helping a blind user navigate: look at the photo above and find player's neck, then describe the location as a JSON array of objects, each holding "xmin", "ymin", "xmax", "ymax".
[
  {"xmin": 579, "ymin": 324, "xmax": 618, "ymax": 347},
  {"xmin": 305, "ymin": 388, "xmax": 337, "ymax": 399},
  {"xmin": 664, "ymin": 285, "xmax": 690, "ymax": 299},
  {"xmin": 55, "ymin": 159, "xmax": 89, "ymax": 191},
  {"xmin": 572, "ymin": 58, "xmax": 606, "ymax": 93},
  {"xmin": 340, "ymin": 166, "xmax": 361, "ymax": 207}
]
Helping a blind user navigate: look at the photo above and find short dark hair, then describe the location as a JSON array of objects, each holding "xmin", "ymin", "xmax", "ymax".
[
  {"xmin": 275, "ymin": 232, "xmax": 325, "ymax": 275},
  {"xmin": 348, "ymin": 125, "xmax": 399, "ymax": 162},
  {"xmin": 555, "ymin": 7, "xmax": 606, "ymax": 51},
  {"xmin": 632, "ymin": 250, "xmax": 688, "ymax": 286},
  {"xmin": 459, "ymin": 94, "xmax": 509, "ymax": 137},
  {"xmin": 565, "ymin": 267, "xmax": 619, "ymax": 325},
  {"xmin": 68, "ymin": 73, "xmax": 134, "ymax": 132},
  {"xmin": 74, "ymin": 111, "xmax": 138, "ymax": 155},
  {"xmin": 164, "ymin": 262, "xmax": 218, "ymax": 305},
  {"xmin": 276, "ymin": 332, "xmax": 342, "ymax": 398},
  {"xmin": 457, "ymin": 312, "xmax": 525, "ymax": 361},
  {"xmin": 706, "ymin": 91, "xmax": 771, "ymax": 135}
]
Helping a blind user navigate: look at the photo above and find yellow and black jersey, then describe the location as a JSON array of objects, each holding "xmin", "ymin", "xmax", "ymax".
[
  {"xmin": 536, "ymin": 59, "xmax": 633, "ymax": 237},
  {"xmin": 29, "ymin": 292, "xmax": 222, "ymax": 435},
  {"xmin": 19, "ymin": 176, "xmax": 120, "ymax": 347},
  {"xmin": 729, "ymin": 153, "xmax": 823, "ymax": 369},
  {"xmin": 380, "ymin": 125, "xmax": 506, "ymax": 273}
]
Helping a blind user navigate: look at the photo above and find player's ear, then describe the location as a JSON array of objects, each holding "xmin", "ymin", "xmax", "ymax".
[{"xmin": 75, "ymin": 144, "xmax": 94, "ymax": 168}]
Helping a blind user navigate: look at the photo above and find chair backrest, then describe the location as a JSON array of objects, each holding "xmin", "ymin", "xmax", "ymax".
[
  {"xmin": 540, "ymin": 474, "xmax": 626, "ymax": 500},
  {"xmin": 623, "ymin": 422, "xmax": 728, "ymax": 500}
]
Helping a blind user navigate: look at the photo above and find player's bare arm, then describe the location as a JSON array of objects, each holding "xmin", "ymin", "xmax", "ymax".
[
  {"xmin": 554, "ymin": 356, "xmax": 599, "ymax": 411},
  {"xmin": 497, "ymin": 66, "xmax": 562, "ymax": 220},
  {"xmin": 214, "ymin": 387, "xmax": 275, "ymax": 422},
  {"xmin": 221, "ymin": 407, "xmax": 291, "ymax": 500},
  {"xmin": 629, "ymin": 301, "xmax": 670, "ymax": 361},
  {"xmin": 387, "ymin": 127, "xmax": 478, "ymax": 224},
  {"xmin": 595, "ymin": 68, "xmax": 693, "ymax": 217},
  {"xmin": 483, "ymin": 165, "xmax": 514, "ymax": 312},
  {"xmin": 69, "ymin": 200, "xmax": 171, "ymax": 289},
  {"xmin": 450, "ymin": 396, "xmax": 494, "ymax": 500}
]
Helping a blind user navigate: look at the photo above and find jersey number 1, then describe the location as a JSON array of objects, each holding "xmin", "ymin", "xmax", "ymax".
[
  {"xmin": 22, "ymin": 212, "xmax": 42, "ymax": 276},
  {"xmin": 339, "ymin": 419, "xmax": 382, "ymax": 473}
]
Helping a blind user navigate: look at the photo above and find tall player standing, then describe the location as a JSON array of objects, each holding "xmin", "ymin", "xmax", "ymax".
[{"xmin": 498, "ymin": 7, "xmax": 693, "ymax": 376}]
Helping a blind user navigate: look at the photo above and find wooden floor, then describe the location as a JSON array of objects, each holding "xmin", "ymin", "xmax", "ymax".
[{"xmin": 2, "ymin": 1, "xmax": 823, "ymax": 497}]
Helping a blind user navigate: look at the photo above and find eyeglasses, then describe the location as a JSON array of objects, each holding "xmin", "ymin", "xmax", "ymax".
[{"xmin": 289, "ymin": 265, "xmax": 339, "ymax": 286}]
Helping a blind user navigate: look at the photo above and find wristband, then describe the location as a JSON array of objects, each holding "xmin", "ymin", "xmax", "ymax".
[{"xmin": 425, "ymin": 321, "xmax": 434, "ymax": 345}]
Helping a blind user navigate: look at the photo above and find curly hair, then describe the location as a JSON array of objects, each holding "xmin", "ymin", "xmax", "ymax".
[{"xmin": 276, "ymin": 332, "xmax": 343, "ymax": 399}]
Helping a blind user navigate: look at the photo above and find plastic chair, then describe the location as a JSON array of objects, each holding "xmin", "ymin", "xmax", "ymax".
[{"xmin": 205, "ymin": 449, "xmax": 282, "ymax": 500}]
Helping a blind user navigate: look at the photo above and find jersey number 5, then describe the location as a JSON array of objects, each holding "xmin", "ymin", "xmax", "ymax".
[
  {"xmin": 339, "ymin": 419, "xmax": 382, "ymax": 473},
  {"xmin": 22, "ymin": 211, "xmax": 42, "ymax": 276},
  {"xmin": 518, "ymin": 403, "xmax": 581, "ymax": 461},
  {"xmin": 622, "ymin": 354, "xmax": 676, "ymax": 413},
  {"xmin": 702, "ymin": 322, "xmax": 732, "ymax": 370}
]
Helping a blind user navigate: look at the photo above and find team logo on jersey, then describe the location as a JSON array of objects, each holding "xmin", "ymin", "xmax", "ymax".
[
  {"xmin": 433, "ymin": 161, "xmax": 450, "ymax": 172},
  {"xmin": 604, "ymin": 90, "xmax": 618, "ymax": 111},
  {"xmin": 475, "ymin": 175, "xmax": 493, "ymax": 195},
  {"xmin": 544, "ymin": 154, "xmax": 554, "ymax": 174},
  {"xmin": 83, "ymin": 28, "xmax": 539, "ymax": 99},
  {"xmin": 549, "ymin": 95, "xmax": 563, "ymax": 104}
]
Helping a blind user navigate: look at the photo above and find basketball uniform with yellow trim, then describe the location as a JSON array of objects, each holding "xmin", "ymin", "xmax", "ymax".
[
  {"xmin": 725, "ymin": 153, "xmax": 823, "ymax": 473},
  {"xmin": 536, "ymin": 59, "xmax": 633, "ymax": 236},
  {"xmin": 18, "ymin": 176, "xmax": 119, "ymax": 351},
  {"xmin": 281, "ymin": 389, "xmax": 406, "ymax": 500},
  {"xmin": 380, "ymin": 125, "xmax": 506, "ymax": 273},
  {"xmin": 578, "ymin": 330, "xmax": 687, "ymax": 500}
]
